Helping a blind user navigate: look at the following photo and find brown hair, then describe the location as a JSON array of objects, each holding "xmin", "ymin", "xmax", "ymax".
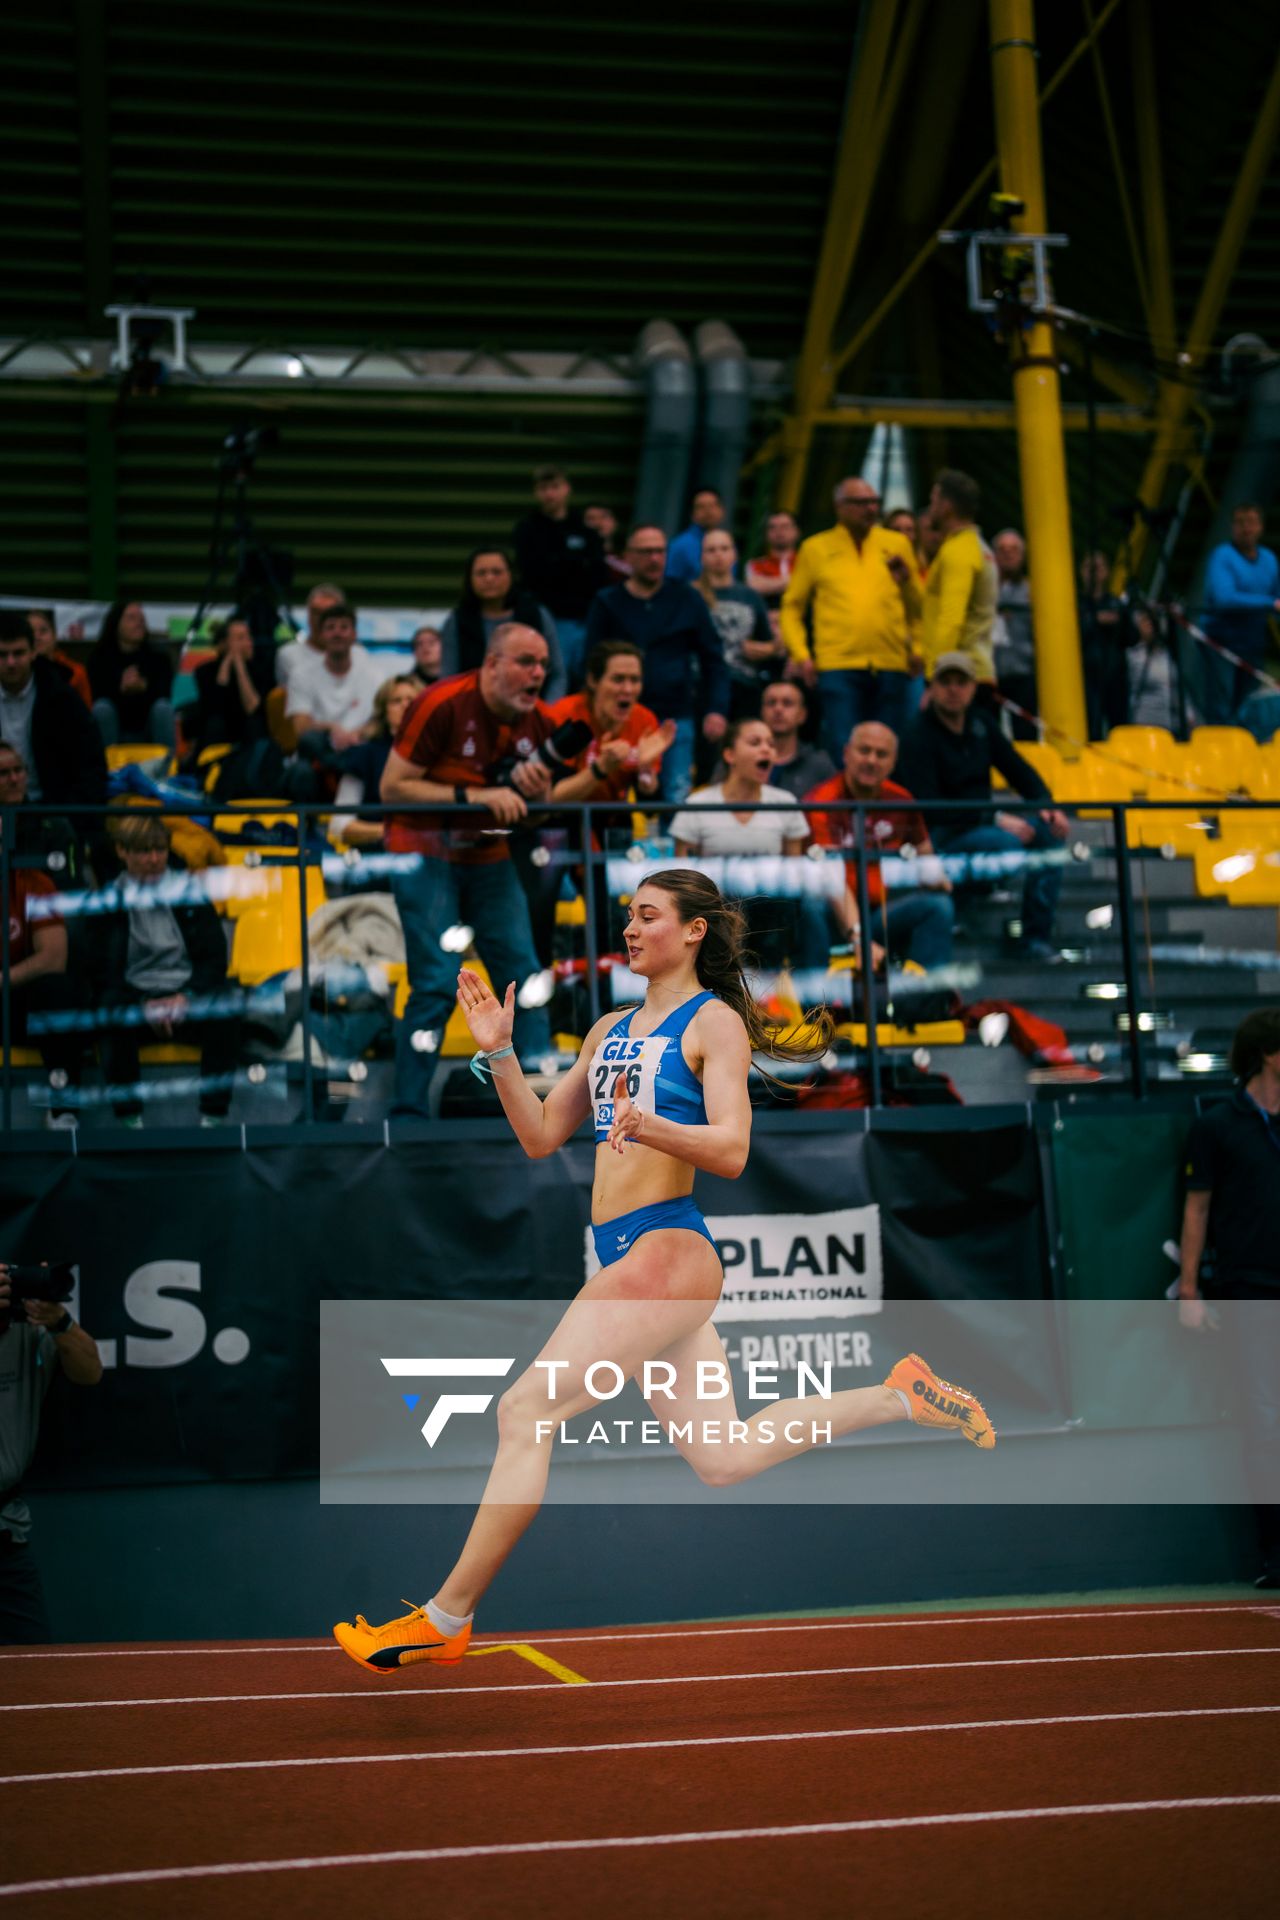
[
  {"xmin": 369, "ymin": 674, "xmax": 420, "ymax": 738},
  {"xmin": 635, "ymin": 869, "xmax": 834, "ymax": 1065},
  {"xmin": 1230, "ymin": 1008, "xmax": 1280, "ymax": 1082},
  {"xmin": 110, "ymin": 811, "xmax": 170, "ymax": 854},
  {"xmin": 585, "ymin": 638, "xmax": 644, "ymax": 685},
  {"xmin": 933, "ymin": 468, "xmax": 981, "ymax": 521}
]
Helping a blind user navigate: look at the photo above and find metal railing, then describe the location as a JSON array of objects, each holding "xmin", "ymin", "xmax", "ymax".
[{"xmin": 2, "ymin": 794, "xmax": 1277, "ymax": 1128}]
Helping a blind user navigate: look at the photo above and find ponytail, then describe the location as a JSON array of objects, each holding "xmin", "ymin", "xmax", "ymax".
[{"xmin": 637, "ymin": 869, "xmax": 835, "ymax": 1066}]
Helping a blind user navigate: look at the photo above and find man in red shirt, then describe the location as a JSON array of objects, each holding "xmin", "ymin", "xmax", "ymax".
[
  {"xmin": 380, "ymin": 623, "xmax": 601, "ymax": 1115},
  {"xmin": 804, "ymin": 720, "xmax": 953, "ymax": 970}
]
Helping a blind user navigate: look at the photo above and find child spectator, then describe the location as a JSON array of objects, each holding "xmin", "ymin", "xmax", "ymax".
[{"xmin": 85, "ymin": 813, "xmax": 239, "ymax": 1126}]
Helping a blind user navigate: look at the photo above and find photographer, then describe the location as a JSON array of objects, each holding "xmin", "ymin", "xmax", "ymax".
[
  {"xmin": 0, "ymin": 1262, "xmax": 102, "ymax": 1644},
  {"xmin": 380, "ymin": 623, "xmax": 603, "ymax": 1116}
]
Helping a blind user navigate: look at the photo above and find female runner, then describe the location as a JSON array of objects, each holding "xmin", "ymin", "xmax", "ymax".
[{"xmin": 335, "ymin": 868, "xmax": 993, "ymax": 1673}]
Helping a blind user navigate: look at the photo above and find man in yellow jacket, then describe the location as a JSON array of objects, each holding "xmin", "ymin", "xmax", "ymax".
[
  {"xmin": 780, "ymin": 477, "xmax": 922, "ymax": 759},
  {"xmin": 920, "ymin": 470, "xmax": 997, "ymax": 689}
]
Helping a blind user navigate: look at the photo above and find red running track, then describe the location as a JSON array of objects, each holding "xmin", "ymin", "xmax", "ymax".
[{"xmin": 1, "ymin": 1602, "xmax": 1279, "ymax": 1918}]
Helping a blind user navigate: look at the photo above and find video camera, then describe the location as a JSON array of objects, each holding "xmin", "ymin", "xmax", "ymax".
[
  {"xmin": 0, "ymin": 1263, "xmax": 75, "ymax": 1335},
  {"xmin": 489, "ymin": 717, "xmax": 594, "ymax": 791}
]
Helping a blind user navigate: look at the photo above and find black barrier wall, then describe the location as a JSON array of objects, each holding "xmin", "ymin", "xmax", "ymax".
[
  {"xmin": 6, "ymin": 1119, "xmax": 1046, "ymax": 1489},
  {"xmin": 2, "ymin": 1105, "xmax": 1262, "ymax": 1637}
]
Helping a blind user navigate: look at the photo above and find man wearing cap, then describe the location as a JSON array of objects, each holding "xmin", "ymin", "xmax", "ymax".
[{"xmin": 897, "ymin": 652, "xmax": 1069, "ymax": 960}]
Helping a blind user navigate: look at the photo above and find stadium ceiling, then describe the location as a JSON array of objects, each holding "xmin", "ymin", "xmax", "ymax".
[{"xmin": 2, "ymin": 0, "xmax": 1278, "ymax": 599}]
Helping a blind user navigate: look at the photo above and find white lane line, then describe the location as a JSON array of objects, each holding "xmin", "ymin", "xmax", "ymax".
[
  {"xmin": 2, "ymin": 1704, "xmax": 1277, "ymax": 1787},
  {"xmin": 4, "ymin": 1646, "xmax": 1279, "ymax": 1712},
  {"xmin": 3, "ymin": 1796, "xmax": 1278, "ymax": 1896},
  {"xmin": 1, "ymin": 1602, "xmax": 1272, "ymax": 1660}
]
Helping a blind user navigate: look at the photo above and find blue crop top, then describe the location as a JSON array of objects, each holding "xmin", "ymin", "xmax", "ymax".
[{"xmin": 588, "ymin": 990, "xmax": 716, "ymax": 1143}]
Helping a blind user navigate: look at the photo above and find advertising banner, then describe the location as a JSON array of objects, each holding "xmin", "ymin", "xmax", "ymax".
[{"xmin": 3, "ymin": 1122, "xmax": 1053, "ymax": 1492}]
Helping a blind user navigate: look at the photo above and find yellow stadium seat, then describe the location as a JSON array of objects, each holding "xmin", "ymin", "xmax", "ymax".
[
  {"xmin": 0, "ymin": 1047, "xmax": 42, "ymax": 1069},
  {"xmin": 835, "ymin": 1020, "xmax": 967, "ymax": 1048},
  {"xmin": 229, "ymin": 905, "xmax": 299, "ymax": 984},
  {"xmin": 106, "ymin": 743, "xmax": 169, "ymax": 771},
  {"xmin": 1193, "ymin": 826, "xmax": 1280, "ymax": 905},
  {"xmin": 1184, "ymin": 727, "xmax": 1260, "ymax": 799},
  {"xmin": 137, "ymin": 1044, "xmax": 201, "ymax": 1065},
  {"xmin": 555, "ymin": 895, "xmax": 586, "ymax": 927}
]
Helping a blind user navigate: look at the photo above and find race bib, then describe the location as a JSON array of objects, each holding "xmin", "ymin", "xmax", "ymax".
[{"xmin": 589, "ymin": 1032, "xmax": 669, "ymax": 1135}]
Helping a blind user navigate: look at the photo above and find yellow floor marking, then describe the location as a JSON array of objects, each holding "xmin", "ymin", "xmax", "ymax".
[{"xmin": 466, "ymin": 1642, "xmax": 590, "ymax": 1685}]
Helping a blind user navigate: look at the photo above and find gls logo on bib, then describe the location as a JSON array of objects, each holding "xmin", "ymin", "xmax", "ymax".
[{"xmin": 589, "ymin": 1033, "xmax": 668, "ymax": 1133}]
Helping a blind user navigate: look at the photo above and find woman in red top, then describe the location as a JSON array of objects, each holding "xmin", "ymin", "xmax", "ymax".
[
  {"xmin": 548, "ymin": 639, "xmax": 675, "ymax": 805},
  {"xmin": 26, "ymin": 608, "xmax": 91, "ymax": 709}
]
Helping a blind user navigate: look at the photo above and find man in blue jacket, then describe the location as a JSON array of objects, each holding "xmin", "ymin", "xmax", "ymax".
[
  {"xmin": 1202, "ymin": 504, "xmax": 1279, "ymax": 722},
  {"xmin": 585, "ymin": 524, "xmax": 729, "ymax": 805}
]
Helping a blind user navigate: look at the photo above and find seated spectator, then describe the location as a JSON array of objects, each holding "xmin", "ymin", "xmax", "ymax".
[
  {"xmin": 884, "ymin": 507, "xmax": 917, "ymax": 543},
  {"xmin": 1202, "ymin": 503, "xmax": 1280, "ymax": 724},
  {"xmin": 0, "ymin": 750, "xmax": 82, "ymax": 1124},
  {"xmin": 332, "ymin": 675, "xmax": 421, "ymax": 848},
  {"xmin": 512, "ymin": 467, "xmax": 608, "ymax": 685},
  {"xmin": 410, "ymin": 626, "xmax": 444, "ymax": 688},
  {"xmin": 84, "ymin": 813, "xmax": 239, "ymax": 1127},
  {"xmin": 671, "ymin": 717, "xmax": 828, "ymax": 971},
  {"xmin": 697, "ymin": 529, "xmax": 786, "ymax": 719},
  {"xmin": 667, "ymin": 487, "xmax": 729, "ymax": 584},
  {"xmin": 992, "ymin": 528, "xmax": 1038, "ymax": 739},
  {"xmin": 439, "ymin": 548, "xmax": 566, "ymax": 701},
  {"xmin": 0, "ymin": 612, "xmax": 106, "ymax": 815},
  {"xmin": 86, "ymin": 600, "xmax": 175, "ymax": 750},
  {"xmin": 745, "ymin": 511, "xmax": 801, "ymax": 605},
  {"xmin": 805, "ymin": 721, "xmax": 953, "ymax": 971},
  {"xmin": 0, "ymin": 740, "xmax": 80, "ymax": 889},
  {"xmin": 189, "ymin": 615, "xmax": 273, "ymax": 751},
  {"xmin": 26, "ymin": 608, "xmax": 91, "ymax": 708},
  {"xmin": 286, "ymin": 602, "xmax": 388, "ymax": 787},
  {"xmin": 585, "ymin": 524, "xmax": 729, "ymax": 807},
  {"xmin": 897, "ymin": 652, "xmax": 1068, "ymax": 961},
  {"xmin": 760, "ymin": 679, "xmax": 835, "ymax": 800},
  {"xmin": 583, "ymin": 504, "xmax": 631, "ymax": 584},
  {"xmin": 275, "ymin": 581, "xmax": 346, "ymax": 694}
]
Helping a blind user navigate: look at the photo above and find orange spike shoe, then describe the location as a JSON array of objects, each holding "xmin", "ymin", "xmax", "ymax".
[
  {"xmin": 885, "ymin": 1352, "xmax": 996, "ymax": 1450},
  {"xmin": 333, "ymin": 1600, "xmax": 471, "ymax": 1674}
]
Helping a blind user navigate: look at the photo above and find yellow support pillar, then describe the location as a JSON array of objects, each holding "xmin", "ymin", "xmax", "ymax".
[
  {"xmin": 1120, "ymin": 43, "xmax": 1280, "ymax": 585},
  {"xmin": 989, "ymin": 0, "xmax": 1087, "ymax": 752}
]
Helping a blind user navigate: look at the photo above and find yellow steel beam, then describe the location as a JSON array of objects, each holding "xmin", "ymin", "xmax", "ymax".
[
  {"xmin": 828, "ymin": 0, "xmax": 1124, "ymax": 385},
  {"xmin": 990, "ymin": 0, "xmax": 1088, "ymax": 753},
  {"xmin": 812, "ymin": 402, "xmax": 1154, "ymax": 430},
  {"xmin": 1121, "ymin": 44, "xmax": 1280, "ymax": 582},
  {"xmin": 1083, "ymin": 0, "xmax": 1151, "ymax": 332},
  {"xmin": 777, "ymin": 0, "xmax": 921, "ymax": 512},
  {"xmin": 1130, "ymin": 0, "xmax": 1176, "ymax": 356}
]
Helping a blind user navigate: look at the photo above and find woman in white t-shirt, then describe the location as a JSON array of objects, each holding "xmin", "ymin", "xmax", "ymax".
[{"xmin": 670, "ymin": 718, "xmax": 828, "ymax": 970}]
